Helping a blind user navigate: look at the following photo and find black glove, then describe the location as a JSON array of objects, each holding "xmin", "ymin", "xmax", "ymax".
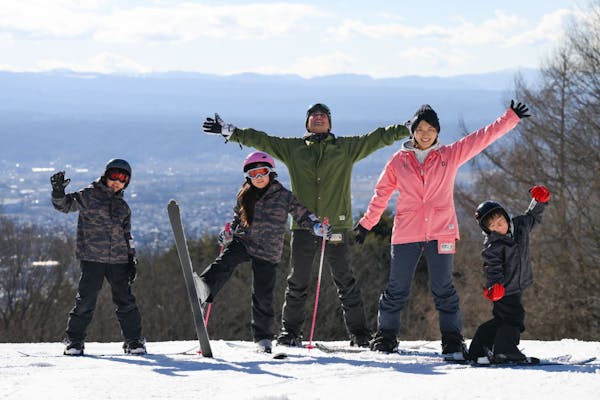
[
  {"xmin": 353, "ymin": 223, "xmax": 369, "ymax": 244},
  {"xmin": 202, "ymin": 113, "xmax": 236, "ymax": 139},
  {"xmin": 510, "ymin": 100, "xmax": 530, "ymax": 119},
  {"xmin": 50, "ymin": 171, "xmax": 70, "ymax": 197},
  {"xmin": 127, "ymin": 253, "xmax": 138, "ymax": 285}
]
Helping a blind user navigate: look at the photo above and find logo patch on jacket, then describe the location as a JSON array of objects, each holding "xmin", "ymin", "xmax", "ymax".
[{"xmin": 438, "ymin": 240, "xmax": 456, "ymax": 254}]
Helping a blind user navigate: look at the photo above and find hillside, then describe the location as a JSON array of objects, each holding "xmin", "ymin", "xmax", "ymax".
[{"xmin": 2, "ymin": 339, "xmax": 599, "ymax": 400}]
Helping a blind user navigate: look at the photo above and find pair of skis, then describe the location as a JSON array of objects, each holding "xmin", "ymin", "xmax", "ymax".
[{"xmin": 312, "ymin": 342, "xmax": 596, "ymax": 366}]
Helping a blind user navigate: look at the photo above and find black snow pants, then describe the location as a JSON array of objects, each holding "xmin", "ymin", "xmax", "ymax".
[
  {"xmin": 66, "ymin": 260, "xmax": 143, "ymax": 343},
  {"xmin": 468, "ymin": 293, "xmax": 525, "ymax": 359},
  {"xmin": 280, "ymin": 229, "xmax": 369, "ymax": 338},
  {"xmin": 200, "ymin": 239, "xmax": 277, "ymax": 341}
]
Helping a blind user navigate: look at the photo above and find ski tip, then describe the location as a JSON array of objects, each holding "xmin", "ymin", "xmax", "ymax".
[{"xmin": 168, "ymin": 199, "xmax": 178, "ymax": 207}]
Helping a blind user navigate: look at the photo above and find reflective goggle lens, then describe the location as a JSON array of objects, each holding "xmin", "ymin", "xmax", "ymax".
[
  {"xmin": 107, "ymin": 171, "xmax": 130, "ymax": 183},
  {"xmin": 246, "ymin": 166, "xmax": 271, "ymax": 179}
]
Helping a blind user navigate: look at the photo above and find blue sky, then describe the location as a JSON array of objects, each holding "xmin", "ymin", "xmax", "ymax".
[{"xmin": 0, "ymin": 0, "xmax": 587, "ymax": 78}]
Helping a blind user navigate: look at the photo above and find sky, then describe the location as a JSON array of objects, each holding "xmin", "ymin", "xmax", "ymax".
[
  {"xmin": 1, "ymin": 339, "xmax": 599, "ymax": 399},
  {"xmin": 0, "ymin": 0, "xmax": 589, "ymax": 78}
]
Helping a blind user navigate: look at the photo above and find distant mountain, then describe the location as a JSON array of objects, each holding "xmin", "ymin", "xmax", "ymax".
[{"xmin": 0, "ymin": 68, "xmax": 538, "ymax": 165}]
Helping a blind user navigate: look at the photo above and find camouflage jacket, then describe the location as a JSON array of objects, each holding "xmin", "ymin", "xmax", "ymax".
[
  {"xmin": 52, "ymin": 179, "xmax": 133, "ymax": 264},
  {"xmin": 231, "ymin": 180, "xmax": 317, "ymax": 264}
]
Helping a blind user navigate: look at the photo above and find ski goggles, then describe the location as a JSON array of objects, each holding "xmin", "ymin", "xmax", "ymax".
[
  {"xmin": 106, "ymin": 170, "xmax": 130, "ymax": 183},
  {"xmin": 245, "ymin": 166, "xmax": 272, "ymax": 179}
]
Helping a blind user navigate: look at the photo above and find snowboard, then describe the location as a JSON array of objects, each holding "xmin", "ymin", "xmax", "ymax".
[{"xmin": 167, "ymin": 200, "xmax": 213, "ymax": 358}]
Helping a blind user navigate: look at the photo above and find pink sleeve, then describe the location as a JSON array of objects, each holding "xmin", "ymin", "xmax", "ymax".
[
  {"xmin": 447, "ymin": 108, "xmax": 521, "ymax": 166},
  {"xmin": 359, "ymin": 156, "xmax": 398, "ymax": 230}
]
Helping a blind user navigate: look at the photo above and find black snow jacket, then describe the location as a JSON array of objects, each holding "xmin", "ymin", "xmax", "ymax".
[{"xmin": 481, "ymin": 200, "xmax": 547, "ymax": 296}]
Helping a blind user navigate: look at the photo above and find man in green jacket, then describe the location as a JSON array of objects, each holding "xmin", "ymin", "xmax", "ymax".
[{"xmin": 203, "ymin": 103, "xmax": 409, "ymax": 347}]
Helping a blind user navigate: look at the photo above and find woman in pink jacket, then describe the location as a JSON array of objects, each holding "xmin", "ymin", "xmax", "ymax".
[{"xmin": 354, "ymin": 100, "xmax": 530, "ymax": 358}]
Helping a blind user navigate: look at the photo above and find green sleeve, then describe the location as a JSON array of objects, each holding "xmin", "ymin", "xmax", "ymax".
[
  {"xmin": 230, "ymin": 128, "xmax": 297, "ymax": 164},
  {"xmin": 346, "ymin": 124, "xmax": 409, "ymax": 161}
]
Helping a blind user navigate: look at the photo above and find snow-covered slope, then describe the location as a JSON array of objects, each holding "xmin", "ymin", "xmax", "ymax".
[{"xmin": 2, "ymin": 339, "xmax": 599, "ymax": 400}]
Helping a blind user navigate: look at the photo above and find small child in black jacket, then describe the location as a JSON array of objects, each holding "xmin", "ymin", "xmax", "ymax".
[{"xmin": 468, "ymin": 185, "xmax": 550, "ymax": 364}]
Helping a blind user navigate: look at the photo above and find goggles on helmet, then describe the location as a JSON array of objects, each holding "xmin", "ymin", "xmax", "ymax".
[
  {"xmin": 307, "ymin": 103, "xmax": 331, "ymax": 116},
  {"xmin": 106, "ymin": 170, "xmax": 130, "ymax": 183},
  {"xmin": 245, "ymin": 166, "xmax": 272, "ymax": 179}
]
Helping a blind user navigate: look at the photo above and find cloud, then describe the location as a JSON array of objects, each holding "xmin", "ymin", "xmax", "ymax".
[
  {"xmin": 255, "ymin": 51, "xmax": 355, "ymax": 78},
  {"xmin": 504, "ymin": 9, "xmax": 575, "ymax": 47},
  {"xmin": 330, "ymin": 19, "xmax": 448, "ymax": 41},
  {"xmin": 398, "ymin": 47, "xmax": 472, "ymax": 73},
  {"xmin": 36, "ymin": 52, "xmax": 148, "ymax": 73},
  {"xmin": 329, "ymin": 8, "xmax": 575, "ymax": 48},
  {"xmin": 0, "ymin": 1, "xmax": 100, "ymax": 38},
  {"xmin": 0, "ymin": 1, "xmax": 323, "ymax": 43}
]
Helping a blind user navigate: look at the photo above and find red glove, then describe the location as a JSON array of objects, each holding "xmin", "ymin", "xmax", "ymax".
[
  {"xmin": 483, "ymin": 283, "xmax": 505, "ymax": 302},
  {"xmin": 529, "ymin": 185, "xmax": 550, "ymax": 203}
]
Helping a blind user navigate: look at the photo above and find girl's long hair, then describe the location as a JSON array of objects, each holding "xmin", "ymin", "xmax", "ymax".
[{"xmin": 236, "ymin": 172, "xmax": 277, "ymax": 227}]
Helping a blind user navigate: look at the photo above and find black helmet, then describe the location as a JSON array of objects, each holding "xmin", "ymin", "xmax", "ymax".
[
  {"xmin": 104, "ymin": 158, "xmax": 132, "ymax": 187},
  {"xmin": 475, "ymin": 200, "xmax": 509, "ymax": 234},
  {"xmin": 105, "ymin": 158, "xmax": 131, "ymax": 175},
  {"xmin": 305, "ymin": 103, "xmax": 331, "ymax": 130}
]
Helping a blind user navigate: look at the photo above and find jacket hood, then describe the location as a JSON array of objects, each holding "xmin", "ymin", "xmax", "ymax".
[
  {"xmin": 303, "ymin": 131, "xmax": 335, "ymax": 143},
  {"xmin": 401, "ymin": 139, "xmax": 441, "ymax": 152},
  {"xmin": 483, "ymin": 220, "xmax": 515, "ymax": 244}
]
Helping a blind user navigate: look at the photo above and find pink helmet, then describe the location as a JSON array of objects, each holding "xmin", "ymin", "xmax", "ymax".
[{"xmin": 243, "ymin": 151, "xmax": 276, "ymax": 172}]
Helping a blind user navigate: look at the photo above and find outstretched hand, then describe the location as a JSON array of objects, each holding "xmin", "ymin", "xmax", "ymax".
[
  {"xmin": 203, "ymin": 113, "xmax": 223, "ymax": 134},
  {"xmin": 50, "ymin": 171, "xmax": 70, "ymax": 195},
  {"xmin": 510, "ymin": 100, "xmax": 530, "ymax": 119},
  {"xmin": 529, "ymin": 185, "xmax": 550, "ymax": 203},
  {"xmin": 202, "ymin": 113, "xmax": 236, "ymax": 139}
]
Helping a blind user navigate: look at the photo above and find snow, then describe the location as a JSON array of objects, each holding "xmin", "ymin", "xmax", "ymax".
[{"xmin": 2, "ymin": 339, "xmax": 599, "ymax": 400}]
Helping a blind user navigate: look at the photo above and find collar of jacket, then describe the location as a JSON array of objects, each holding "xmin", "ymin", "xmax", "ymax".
[
  {"xmin": 257, "ymin": 179, "xmax": 283, "ymax": 197},
  {"xmin": 401, "ymin": 139, "xmax": 441, "ymax": 164},
  {"xmin": 303, "ymin": 131, "xmax": 336, "ymax": 144},
  {"xmin": 484, "ymin": 220, "xmax": 515, "ymax": 244},
  {"xmin": 401, "ymin": 139, "xmax": 441, "ymax": 152},
  {"xmin": 93, "ymin": 178, "xmax": 124, "ymax": 197}
]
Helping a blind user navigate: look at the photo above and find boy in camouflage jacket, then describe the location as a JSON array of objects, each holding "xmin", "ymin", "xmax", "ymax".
[{"xmin": 51, "ymin": 159, "xmax": 145, "ymax": 356}]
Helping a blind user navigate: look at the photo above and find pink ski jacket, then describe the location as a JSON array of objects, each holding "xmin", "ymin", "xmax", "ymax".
[{"xmin": 359, "ymin": 108, "xmax": 521, "ymax": 250}]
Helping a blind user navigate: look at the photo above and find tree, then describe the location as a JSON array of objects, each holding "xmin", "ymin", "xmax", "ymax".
[
  {"xmin": 455, "ymin": 1, "xmax": 600, "ymax": 340},
  {"xmin": 0, "ymin": 215, "xmax": 78, "ymax": 341}
]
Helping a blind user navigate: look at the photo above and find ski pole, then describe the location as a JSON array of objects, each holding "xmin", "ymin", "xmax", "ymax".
[
  {"xmin": 307, "ymin": 217, "xmax": 329, "ymax": 350},
  {"xmin": 204, "ymin": 222, "xmax": 231, "ymax": 326}
]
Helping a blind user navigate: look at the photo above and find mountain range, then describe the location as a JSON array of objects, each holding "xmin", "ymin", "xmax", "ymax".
[{"xmin": 0, "ymin": 68, "xmax": 536, "ymax": 165}]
